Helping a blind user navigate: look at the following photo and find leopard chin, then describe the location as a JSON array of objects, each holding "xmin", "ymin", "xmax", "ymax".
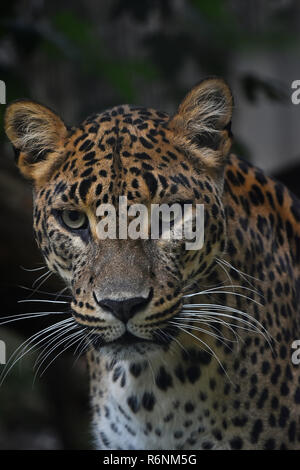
[{"xmin": 90, "ymin": 330, "xmax": 168, "ymax": 360}]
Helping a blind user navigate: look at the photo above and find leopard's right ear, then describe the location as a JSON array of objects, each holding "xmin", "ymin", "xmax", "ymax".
[{"xmin": 4, "ymin": 100, "xmax": 68, "ymax": 184}]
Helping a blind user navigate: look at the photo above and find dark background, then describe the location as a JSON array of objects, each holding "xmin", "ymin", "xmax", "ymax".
[{"xmin": 0, "ymin": 0, "xmax": 300, "ymax": 449}]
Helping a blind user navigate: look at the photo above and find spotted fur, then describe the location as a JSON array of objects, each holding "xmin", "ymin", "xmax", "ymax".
[{"xmin": 4, "ymin": 78, "xmax": 300, "ymax": 449}]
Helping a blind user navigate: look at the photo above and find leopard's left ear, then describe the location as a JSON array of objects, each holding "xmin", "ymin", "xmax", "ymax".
[
  {"xmin": 169, "ymin": 77, "xmax": 233, "ymax": 168},
  {"xmin": 4, "ymin": 99, "xmax": 68, "ymax": 185}
]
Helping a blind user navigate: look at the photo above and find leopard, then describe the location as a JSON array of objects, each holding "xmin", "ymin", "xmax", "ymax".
[{"xmin": 4, "ymin": 77, "xmax": 300, "ymax": 450}]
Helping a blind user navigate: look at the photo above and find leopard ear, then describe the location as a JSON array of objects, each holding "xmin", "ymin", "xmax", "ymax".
[
  {"xmin": 169, "ymin": 77, "xmax": 233, "ymax": 167},
  {"xmin": 4, "ymin": 99, "xmax": 68, "ymax": 184}
]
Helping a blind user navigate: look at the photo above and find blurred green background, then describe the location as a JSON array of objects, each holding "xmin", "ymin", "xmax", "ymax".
[{"xmin": 0, "ymin": 0, "xmax": 300, "ymax": 449}]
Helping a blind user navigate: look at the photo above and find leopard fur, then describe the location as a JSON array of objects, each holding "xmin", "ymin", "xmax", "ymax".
[{"xmin": 4, "ymin": 78, "xmax": 300, "ymax": 449}]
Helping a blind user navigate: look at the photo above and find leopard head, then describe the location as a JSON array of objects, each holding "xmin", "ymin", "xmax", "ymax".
[{"xmin": 5, "ymin": 78, "xmax": 233, "ymax": 358}]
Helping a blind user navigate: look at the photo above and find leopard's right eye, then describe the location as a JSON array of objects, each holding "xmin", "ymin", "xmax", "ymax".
[{"xmin": 61, "ymin": 210, "xmax": 88, "ymax": 230}]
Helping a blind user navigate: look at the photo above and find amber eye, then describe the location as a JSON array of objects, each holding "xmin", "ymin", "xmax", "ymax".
[{"xmin": 61, "ymin": 210, "xmax": 88, "ymax": 230}]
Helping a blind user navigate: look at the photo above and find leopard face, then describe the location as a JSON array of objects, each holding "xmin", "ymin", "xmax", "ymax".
[{"xmin": 4, "ymin": 78, "xmax": 232, "ymax": 358}]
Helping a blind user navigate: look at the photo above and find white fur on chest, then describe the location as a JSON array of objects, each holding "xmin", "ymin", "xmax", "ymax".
[{"xmin": 91, "ymin": 359, "xmax": 223, "ymax": 450}]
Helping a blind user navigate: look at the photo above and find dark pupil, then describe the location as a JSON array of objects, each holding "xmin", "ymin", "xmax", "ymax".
[{"xmin": 68, "ymin": 211, "xmax": 80, "ymax": 222}]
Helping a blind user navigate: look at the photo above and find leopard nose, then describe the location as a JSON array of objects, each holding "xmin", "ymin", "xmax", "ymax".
[{"xmin": 95, "ymin": 290, "xmax": 153, "ymax": 323}]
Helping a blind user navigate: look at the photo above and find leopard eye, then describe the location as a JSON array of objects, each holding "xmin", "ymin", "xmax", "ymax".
[{"xmin": 61, "ymin": 210, "xmax": 88, "ymax": 230}]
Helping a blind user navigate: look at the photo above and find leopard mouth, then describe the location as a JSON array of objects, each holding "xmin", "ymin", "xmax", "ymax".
[{"xmin": 90, "ymin": 330, "xmax": 153, "ymax": 350}]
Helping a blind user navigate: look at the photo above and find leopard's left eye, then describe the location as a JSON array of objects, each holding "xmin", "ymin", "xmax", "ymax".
[{"xmin": 61, "ymin": 210, "xmax": 88, "ymax": 230}]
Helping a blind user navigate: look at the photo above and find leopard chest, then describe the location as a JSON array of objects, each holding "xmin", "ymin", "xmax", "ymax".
[{"xmin": 88, "ymin": 351, "xmax": 239, "ymax": 450}]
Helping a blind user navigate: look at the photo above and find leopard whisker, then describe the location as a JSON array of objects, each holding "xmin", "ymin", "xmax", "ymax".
[
  {"xmin": 37, "ymin": 330, "xmax": 86, "ymax": 379},
  {"xmin": 34, "ymin": 327, "xmax": 84, "ymax": 379},
  {"xmin": 32, "ymin": 269, "xmax": 52, "ymax": 289},
  {"xmin": 9, "ymin": 319, "xmax": 75, "ymax": 369},
  {"xmin": 181, "ymin": 308, "xmax": 273, "ymax": 350},
  {"xmin": 183, "ymin": 303, "xmax": 269, "ymax": 333},
  {"xmin": 28, "ymin": 271, "xmax": 54, "ymax": 299},
  {"xmin": 73, "ymin": 328, "xmax": 94, "ymax": 358},
  {"xmin": 164, "ymin": 328, "xmax": 189, "ymax": 357},
  {"xmin": 18, "ymin": 284, "xmax": 72, "ymax": 299},
  {"xmin": 216, "ymin": 258, "xmax": 261, "ymax": 289},
  {"xmin": 71, "ymin": 328, "xmax": 98, "ymax": 367},
  {"xmin": 174, "ymin": 315, "xmax": 242, "ymax": 345},
  {"xmin": 20, "ymin": 265, "xmax": 48, "ymax": 272},
  {"xmin": 54, "ymin": 286, "xmax": 71, "ymax": 301},
  {"xmin": 0, "ymin": 311, "xmax": 67, "ymax": 326},
  {"xmin": 183, "ymin": 285, "xmax": 263, "ymax": 303},
  {"xmin": 0, "ymin": 317, "xmax": 74, "ymax": 385},
  {"xmin": 33, "ymin": 323, "xmax": 79, "ymax": 370},
  {"xmin": 145, "ymin": 356, "xmax": 156, "ymax": 388},
  {"xmin": 18, "ymin": 299, "xmax": 69, "ymax": 305},
  {"xmin": 77, "ymin": 332, "xmax": 97, "ymax": 357},
  {"xmin": 182, "ymin": 308, "xmax": 262, "ymax": 334},
  {"xmin": 171, "ymin": 324, "xmax": 234, "ymax": 385},
  {"xmin": 215, "ymin": 258, "xmax": 236, "ymax": 294},
  {"xmin": 170, "ymin": 321, "xmax": 235, "ymax": 352},
  {"xmin": 155, "ymin": 328, "xmax": 183, "ymax": 359}
]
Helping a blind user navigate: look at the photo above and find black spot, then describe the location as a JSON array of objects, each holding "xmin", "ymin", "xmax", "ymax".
[
  {"xmin": 96, "ymin": 184, "xmax": 102, "ymax": 196},
  {"xmin": 271, "ymin": 396, "xmax": 279, "ymax": 410},
  {"xmin": 142, "ymin": 162, "xmax": 154, "ymax": 171},
  {"xmin": 202, "ymin": 441, "xmax": 213, "ymax": 449},
  {"xmin": 254, "ymin": 171, "xmax": 267, "ymax": 185},
  {"xmin": 279, "ymin": 406, "xmax": 289, "ymax": 427},
  {"xmin": 186, "ymin": 366, "xmax": 200, "ymax": 384},
  {"xmin": 232, "ymin": 416, "xmax": 248, "ymax": 427},
  {"xmin": 81, "ymin": 168, "xmax": 93, "ymax": 178},
  {"xmin": 280, "ymin": 382, "xmax": 290, "ymax": 398},
  {"xmin": 227, "ymin": 170, "xmax": 240, "ymax": 186},
  {"xmin": 279, "ymin": 345, "xmax": 287, "ymax": 359},
  {"xmin": 79, "ymin": 139, "xmax": 94, "ymax": 152},
  {"xmin": 142, "ymin": 392, "xmax": 156, "ymax": 411},
  {"xmin": 83, "ymin": 151, "xmax": 96, "ymax": 161},
  {"xmin": 249, "ymin": 184, "xmax": 265, "ymax": 205},
  {"xmin": 198, "ymin": 350, "xmax": 211, "ymax": 365},
  {"xmin": 158, "ymin": 174, "xmax": 168, "ymax": 189},
  {"xmin": 143, "ymin": 172, "xmax": 158, "ymax": 198},
  {"xmin": 155, "ymin": 367, "xmax": 173, "ymax": 391},
  {"xmin": 291, "ymin": 199, "xmax": 300, "ymax": 222},
  {"xmin": 271, "ymin": 365, "xmax": 281, "ymax": 385},
  {"xmin": 294, "ymin": 387, "xmax": 300, "ymax": 404},
  {"xmin": 120, "ymin": 373, "xmax": 126, "ymax": 388},
  {"xmin": 127, "ymin": 395, "xmax": 140, "ymax": 413},
  {"xmin": 100, "ymin": 432, "xmax": 110, "ymax": 447},
  {"xmin": 275, "ymin": 183, "xmax": 284, "ymax": 206},
  {"xmin": 288, "ymin": 420, "xmax": 296, "ymax": 443},
  {"xmin": 227, "ymin": 240, "xmax": 237, "ymax": 257},
  {"xmin": 250, "ymin": 419, "xmax": 263, "ymax": 444},
  {"xmin": 135, "ymin": 152, "xmax": 151, "ymax": 160},
  {"xmin": 230, "ymin": 437, "xmax": 243, "ymax": 449},
  {"xmin": 112, "ymin": 366, "xmax": 123, "ymax": 382},
  {"xmin": 140, "ymin": 136, "xmax": 153, "ymax": 149},
  {"xmin": 174, "ymin": 365, "xmax": 185, "ymax": 383},
  {"xmin": 264, "ymin": 439, "xmax": 276, "ymax": 450},
  {"xmin": 257, "ymin": 388, "xmax": 268, "ymax": 409},
  {"xmin": 130, "ymin": 363, "xmax": 142, "ymax": 378},
  {"xmin": 184, "ymin": 402, "xmax": 195, "ymax": 413},
  {"xmin": 209, "ymin": 378, "xmax": 216, "ymax": 391},
  {"xmin": 79, "ymin": 177, "xmax": 93, "ymax": 202}
]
